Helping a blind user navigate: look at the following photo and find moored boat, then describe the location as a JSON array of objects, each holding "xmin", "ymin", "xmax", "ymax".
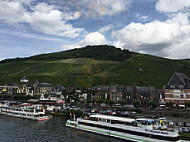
[
  {"xmin": 66, "ymin": 114, "xmax": 180, "ymax": 142},
  {"xmin": 0, "ymin": 103, "xmax": 49, "ymax": 121}
]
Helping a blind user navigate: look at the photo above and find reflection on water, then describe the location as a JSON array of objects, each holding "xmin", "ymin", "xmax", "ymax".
[{"xmin": 0, "ymin": 115, "xmax": 125, "ymax": 142}]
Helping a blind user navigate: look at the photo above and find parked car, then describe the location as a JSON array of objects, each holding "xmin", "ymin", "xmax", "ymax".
[
  {"xmin": 120, "ymin": 111, "xmax": 130, "ymax": 117},
  {"xmin": 183, "ymin": 122, "xmax": 190, "ymax": 127},
  {"xmin": 105, "ymin": 110, "xmax": 112, "ymax": 115},
  {"xmin": 176, "ymin": 122, "xmax": 183, "ymax": 126},
  {"xmin": 111, "ymin": 111, "xmax": 117, "ymax": 116},
  {"xmin": 182, "ymin": 128, "xmax": 189, "ymax": 133}
]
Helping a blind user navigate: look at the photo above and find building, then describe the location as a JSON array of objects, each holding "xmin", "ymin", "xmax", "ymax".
[
  {"xmin": 122, "ymin": 86, "xmax": 134, "ymax": 104},
  {"xmin": 134, "ymin": 86, "xmax": 156, "ymax": 107},
  {"xmin": 75, "ymin": 88, "xmax": 88, "ymax": 102},
  {"xmin": 0, "ymin": 83, "xmax": 18, "ymax": 96},
  {"xmin": 17, "ymin": 83, "xmax": 34, "ymax": 96},
  {"xmin": 33, "ymin": 81, "xmax": 54, "ymax": 96},
  {"xmin": 164, "ymin": 72, "xmax": 190, "ymax": 108},
  {"xmin": 88, "ymin": 85, "xmax": 110, "ymax": 100},
  {"xmin": 110, "ymin": 85, "xmax": 125, "ymax": 102}
]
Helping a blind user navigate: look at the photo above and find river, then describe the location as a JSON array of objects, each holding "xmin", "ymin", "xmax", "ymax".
[{"xmin": 0, "ymin": 115, "xmax": 125, "ymax": 142}]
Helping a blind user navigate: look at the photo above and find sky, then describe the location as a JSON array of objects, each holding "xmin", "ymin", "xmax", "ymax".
[{"xmin": 1, "ymin": 0, "xmax": 190, "ymax": 60}]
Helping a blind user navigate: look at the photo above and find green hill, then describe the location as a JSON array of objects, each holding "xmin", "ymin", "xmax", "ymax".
[
  {"xmin": 0, "ymin": 45, "xmax": 190, "ymax": 88},
  {"xmin": 1, "ymin": 45, "xmax": 131, "ymax": 63}
]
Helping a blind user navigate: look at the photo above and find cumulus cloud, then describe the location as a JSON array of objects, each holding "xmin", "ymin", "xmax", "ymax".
[
  {"xmin": 0, "ymin": 1, "xmax": 26, "ymax": 24},
  {"xmin": 156, "ymin": 0, "xmax": 190, "ymax": 13},
  {"xmin": 79, "ymin": 32, "xmax": 108, "ymax": 46},
  {"xmin": 61, "ymin": 32, "xmax": 108, "ymax": 51},
  {"xmin": 113, "ymin": 40, "xmax": 125, "ymax": 49},
  {"xmin": 25, "ymin": 3, "xmax": 83, "ymax": 37},
  {"xmin": 0, "ymin": 0, "xmax": 83, "ymax": 38},
  {"xmin": 112, "ymin": 13, "xmax": 190, "ymax": 58}
]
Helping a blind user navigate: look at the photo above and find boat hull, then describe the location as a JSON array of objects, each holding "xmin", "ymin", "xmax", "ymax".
[
  {"xmin": 0, "ymin": 112, "xmax": 49, "ymax": 121},
  {"xmin": 66, "ymin": 120, "xmax": 179, "ymax": 142}
]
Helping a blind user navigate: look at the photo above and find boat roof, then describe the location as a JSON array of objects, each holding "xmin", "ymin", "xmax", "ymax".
[
  {"xmin": 136, "ymin": 118, "xmax": 155, "ymax": 122},
  {"xmin": 90, "ymin": 114, "xmax": 135, "ymax": 123}
]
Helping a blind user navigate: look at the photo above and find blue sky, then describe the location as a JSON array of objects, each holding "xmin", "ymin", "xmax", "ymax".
[{"xmin": 1, "ymin": 0, "xmax": 190, "ymax": 60}]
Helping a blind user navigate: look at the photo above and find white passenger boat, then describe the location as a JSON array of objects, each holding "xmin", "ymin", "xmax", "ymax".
[
  {"xmin": 0, "ymin": 103, "xmax": 49, "ymax": 121},
  {"xmin": 66, "ymin": 114, "xmax": 179, "ymax": 142}
]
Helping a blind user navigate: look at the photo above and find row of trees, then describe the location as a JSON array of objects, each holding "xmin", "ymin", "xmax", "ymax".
[
  {"xmin": 1, "ymin": 45, "xmax": 132, "ymax": 63},
  {"xmin": 165, "ymin": 101, "xmax": 190, "ymax": 108},
  {"xmin": 86, "ymin": 98, "xmax": 158, "ymax": 108},
  {"xmin": 0, "ymin": 94, "xmax": 40, "ymax": 100}
]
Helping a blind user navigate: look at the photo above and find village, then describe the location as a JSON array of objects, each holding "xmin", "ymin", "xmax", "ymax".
[{"xmin": 0, "ymin": 72, "xmax": 190, "ymax": 112}]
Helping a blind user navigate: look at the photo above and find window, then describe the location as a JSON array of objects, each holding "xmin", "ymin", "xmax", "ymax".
[{"xmin": 174, "ymin": 94, "xmax": 180, "ymax": 98}]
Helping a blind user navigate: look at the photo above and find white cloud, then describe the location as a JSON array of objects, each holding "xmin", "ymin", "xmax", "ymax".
[
  {"xmin": 139, "ymin": 16, "xmax": 150, "ymax": 21},
  {"xmin": 70, "ymin": 0, "xmax": 132, "ymax": 19},
  {"xmin": 61, "ymin": 44, "xmax": 80, "ymax": 51},
  {"xmin": 97, "ymin": 0, "xmax": 132, "ymax": 15},
  {"xmin": 79, "ymin": 32, "xmax": 108, "ymax": 46},
  {"xmin": 0, "ymin": 1, "xmax": 83, "ymax": 38},
  {"xmin": 17, "ymin": 0, "xmax": 34, "ymax": 4},
  {"xmin": 27, "ymin": 2, "xmax": 83, "ymax": 37},
  {"xmin": 61, "ymin": 32, "xmax": 108, "ymax": 51},
  {"xmin": 32, "ymin": 2, "xmax": 55, "ymax": 13},
  {"xmin": 113, "ymin": 40, "xmax": 125, "ymax": 49},
  {"xmin": 25, "ymin": 8, "xmax": 82, "ymax": 37},
  {"xmin": 0, "ymin": 1, "xmax": 26, "ymax": 24},
  {"xmin": 98, "ymin": 24, "xmax": 113, "ymax": 33},
  {"xmin": 162, "ymin": 37, "xmax": 190, "ymax": 59},
  {"xmin": 112, "ymin": 13, "xmax": 190, "ymax": 58},
  {"xmin": 62, "ymin": 11, "xmax": 81, "ymax": 20},
  {"xmin": 0, "ymin": 29, "xmax": 61, "ymax": 41},
  {"xmin": 156, "ymin": 0, "xmax": 190, "ymax": 13}
]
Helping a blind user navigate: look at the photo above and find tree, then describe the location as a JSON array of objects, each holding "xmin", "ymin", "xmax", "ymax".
[
  {"xmin": 133, "ymin": 100, "xmax": 140, "ymax": 107},
  {"xmin": 96, "ymin": 99, "xmax": 104, "ymax": 104},
  {"xmin": 86, "ymin": 99, "xmax": 92, "ymax": 103},
  {"xmin": 148, "ymin": 100, "xmax": 157, "ymax": 108},
  {"xmin": 184, "ymin": 101, "xmax": 190, "ymax": 108},
  {"xmin": 107, "ymin": 100, "xmax": 115, "ymax": 106},
  {"xmin": 69, "ymin": 90, "xmax": 79, "ymax": 103},
  {"xmin": 165, "ymin": 101, "xmax": 174, "ymax": 108},
  {"xmin": 119, "ymin": 100, "xmax": 127, "ymax": 106}
]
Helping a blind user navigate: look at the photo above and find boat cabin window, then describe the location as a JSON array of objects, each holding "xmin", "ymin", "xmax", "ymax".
[
  {"xmin": 110, "ymin": 120, "xmax": 135, "ymax": 126},
  {"xmin": 40, "ymin": 114, "xmax": 44, "ymax": 117},
  {"xmin": 90, "ymin": 117, "xmax": 98, "ymax": 121},
  {"xmin": 137, "ymin": 120, "xmax": 152, "ymax": 125}
]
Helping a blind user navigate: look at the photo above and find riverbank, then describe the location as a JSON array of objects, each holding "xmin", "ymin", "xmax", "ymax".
[
  {"xmin": 48, "ymin": 109, "xmax": 190, "ymax": 141},
  {"xmin": 141, "ymin": 109, "xmax": 190, "ymax": 119}
]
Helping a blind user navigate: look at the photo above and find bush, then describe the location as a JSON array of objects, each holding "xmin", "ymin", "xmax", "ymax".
[
  {"xmin": 66, "ymin": 110, "xmax": 83, "ymax": 118},
  {"xmin": 148, "ymin": 101, "xmax": 157, "ymax": 108},
  {"xmin": 96, "ymin": 99, "xmax": 104, "ymax": 104},
  {"xmin": 86, "ymin": 99, "xmax": 92, "ymax": 103},
  {"xmin": 119, "ymin": 100, "xmax": 127, "ymax": 106},
  {"xmin": 184, "ymin": 102, "xmax": 190, "ymax": 108},
  {"xmin": 13, "ymin": 94, "xmax": 34, "ymax": 100},
  {"xmin": 165, "ymin": 101, "xmax": 174, "ymax": 108},
  {"xmin": 0, "ymin": 95, "xmax": 11, "ymax": 99},
  {"xmin": 133, "ymin": 100, "xmax": 140, "ymax": 107},
  {"xmin": 107, "ymin": 100, "xmax": 115, "ymax": 106}
]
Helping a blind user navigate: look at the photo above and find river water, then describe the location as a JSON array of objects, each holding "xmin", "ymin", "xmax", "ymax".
[{"xmin": 0, "ymin": 115, "xmax": 125, "ymax": 142}]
